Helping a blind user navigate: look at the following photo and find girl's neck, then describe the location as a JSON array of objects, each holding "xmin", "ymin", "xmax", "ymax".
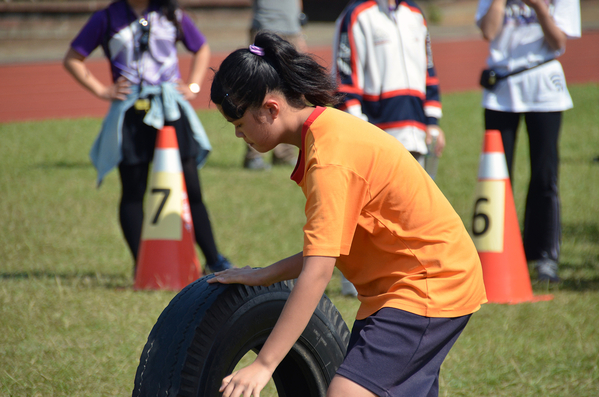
[
  {"xmin": 286, "ymin": 106, "xmax": 315, "ymax": 148},
  {"xmin": 127, "ymin": 0, "xmax": 151, "ymax": 16}
]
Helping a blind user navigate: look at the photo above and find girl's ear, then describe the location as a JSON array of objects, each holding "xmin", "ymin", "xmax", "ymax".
[{"xmin": 263, "ymin": 96, "xmax": 281, "ymax": 120}]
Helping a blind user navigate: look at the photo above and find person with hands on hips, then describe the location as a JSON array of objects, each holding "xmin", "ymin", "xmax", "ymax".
[
  {"xmin": 476, "ymin": 0, "xmax": 580, "ymax": 282},
  {"xmin": 64, "ymin": 0, "xmax": 234, "ymax": 274},
  {"xmin": 209, "ymin": 31, "xmax": 486, "ymax": 397}
]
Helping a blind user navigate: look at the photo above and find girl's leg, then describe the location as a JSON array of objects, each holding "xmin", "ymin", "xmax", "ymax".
[
  {"xmin": 181, "ymin": 157, "xmax": 221, "ymax": 268},
  {"xmin": 327, "ymin": 375, "xmax": 377, "ymax": 397},
  {"xmin": 522, "ymin": 112, "xmax": 561, "ymax": 278},
  {"xmin": 484, "ymin": 109, "xmax": 521, "ymax": 178},
  {"xmin": 118, "ymin": 163, "xmax": 149, "ymax": 263}
]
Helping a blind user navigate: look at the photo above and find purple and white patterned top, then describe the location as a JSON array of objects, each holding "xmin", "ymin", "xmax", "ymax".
[{"xmin": 71, "ymin": 0, "xmax": 206, "ymax": 86}]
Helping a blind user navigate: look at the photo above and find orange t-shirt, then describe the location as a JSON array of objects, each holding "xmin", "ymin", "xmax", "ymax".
[{"xmin": 291, "ymin": 107, "xmax": 487, "ymax": 320}]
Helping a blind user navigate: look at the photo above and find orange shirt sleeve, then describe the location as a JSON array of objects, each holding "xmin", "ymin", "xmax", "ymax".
[{"xmin": 302, "ymin": 164, "xmax": 370, "ymax": 257}]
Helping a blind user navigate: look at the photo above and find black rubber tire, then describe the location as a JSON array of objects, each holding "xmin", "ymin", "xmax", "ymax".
[{"xmin": 132, "ymin": 275, "xmax": 350, "ymax": 397}]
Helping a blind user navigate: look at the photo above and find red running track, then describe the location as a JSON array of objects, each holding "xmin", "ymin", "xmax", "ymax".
[{"xmin": 1, "ymin": 31, "xmax": 597, "ymax": 123}]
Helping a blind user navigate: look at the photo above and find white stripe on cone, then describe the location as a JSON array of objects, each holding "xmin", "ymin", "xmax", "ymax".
[
  {"xmin": 152, "ymin": 148, "xmax": 183, "ymax": 173},
  {"xmin": 478, "ymin": 153, "xmax": 509, "ymax": 180}
]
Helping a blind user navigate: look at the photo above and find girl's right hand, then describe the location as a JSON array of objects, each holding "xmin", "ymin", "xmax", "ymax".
[
  {"xmin": 208, "ymin": 266, "xmax": 267, "ymax": 286},
  {"xmin": 219, "ymin": 361, "xmax": 273, "ymax": 397},
  {"xmin": 100, "ymin": 76, "xmax": 131, "ymax": 101}
]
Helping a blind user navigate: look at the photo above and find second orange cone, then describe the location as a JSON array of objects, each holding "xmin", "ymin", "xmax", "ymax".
[
  {"xmin": 134, "ymin": 126, "xmax": 202, "ymax": 290},
  {"xmin": 471, "ymin": 130, "xmax": 552, "ymax": 304}
]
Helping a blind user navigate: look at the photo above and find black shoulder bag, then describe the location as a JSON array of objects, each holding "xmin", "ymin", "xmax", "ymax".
[{"xmin": 479, "ymin": 58, "xmax": 554, "ymax": 90}]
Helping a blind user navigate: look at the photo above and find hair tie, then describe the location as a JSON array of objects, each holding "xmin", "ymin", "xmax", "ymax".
[{"xmin": 249, "ymin": 44, "xmax": 265, "ymax": 56}]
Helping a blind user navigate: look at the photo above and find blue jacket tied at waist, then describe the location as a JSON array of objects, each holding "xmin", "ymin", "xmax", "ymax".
[{"xmin": 90, "ymin": 82, "xmax": 212, "ymax": 186}]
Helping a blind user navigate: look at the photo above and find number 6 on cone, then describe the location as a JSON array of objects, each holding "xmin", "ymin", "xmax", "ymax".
[{"xmin": 471, "ymin": 130, "xmax": 551, "ymax": 304}]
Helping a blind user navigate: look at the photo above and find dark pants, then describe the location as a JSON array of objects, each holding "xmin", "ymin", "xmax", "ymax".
[
  {"xmin": 118, "ymin": 106, "xmax": 219, "ymax": 267},
  {"xmin": 118, "ymin": 159, "xmax": 219, "ymax": 267},
  {"xmin": 484, "ymin": 109, "xmax": 561, "ymax": 262}
]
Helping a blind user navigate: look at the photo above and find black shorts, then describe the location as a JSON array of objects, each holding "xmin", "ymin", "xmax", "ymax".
[
  {"xmin": 120, "ymin": 103, "xmax": 200, "ymax": 165},
  {"xmin": 336, "ymin": 307, "xmax": 471, "ymax": 397}
]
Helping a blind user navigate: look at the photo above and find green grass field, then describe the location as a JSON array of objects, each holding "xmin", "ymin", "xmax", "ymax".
[{"xmin": 1, "ymin": 84, "xmax": 598, "ymax": 396}]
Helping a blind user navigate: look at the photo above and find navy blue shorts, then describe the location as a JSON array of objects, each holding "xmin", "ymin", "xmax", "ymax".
[{"xmin": 335, "ymin": 307, "xmax": 471, "ymax": 397}]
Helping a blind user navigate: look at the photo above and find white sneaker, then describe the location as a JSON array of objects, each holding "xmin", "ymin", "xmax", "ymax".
[
  {"xmin": 531, "ymin": 258, "xmax": 560, "ymax": 283},
  {"xmin": 340, "ymin": 274, "xmax": 358, "ymax": 297}
]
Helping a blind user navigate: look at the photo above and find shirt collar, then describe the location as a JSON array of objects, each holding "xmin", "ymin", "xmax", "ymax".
[{"xmin": 290, "ymin": 106, "xmax": 327, "ymax": 184}]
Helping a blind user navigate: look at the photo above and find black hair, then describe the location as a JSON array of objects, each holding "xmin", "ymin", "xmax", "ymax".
[{"xmin": 211, "ymin": 31, "xmax": 343, "ymax": 120}]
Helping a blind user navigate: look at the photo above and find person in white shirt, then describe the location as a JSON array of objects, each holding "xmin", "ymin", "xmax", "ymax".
[{"xmin": 475, "ymin": 0, "xmax": 581, "ymax": 282}]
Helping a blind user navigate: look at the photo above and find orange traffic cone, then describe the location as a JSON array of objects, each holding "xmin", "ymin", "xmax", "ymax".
[
  {"xmin": 471, "ymin": 130, "xmax": 552, "ymax": 304},
  {"xmin": 134, "ymin": 126, "xmax": 202, "ymax": 290}
]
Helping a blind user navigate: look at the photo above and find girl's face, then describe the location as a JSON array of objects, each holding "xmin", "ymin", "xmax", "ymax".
[{"xmin": 218, "ymin": 104, "xmax": 281, "ymax": 153}]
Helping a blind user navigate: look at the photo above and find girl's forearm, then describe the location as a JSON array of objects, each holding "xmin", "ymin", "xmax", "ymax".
[
  {"xmin": 254, "ymin": 256, "xmax": 336, "ymax": 372},
  {"xmin": 529, "ymin": 1, "xmax": 567, "ymax": 51},
  {"xmin": 63, "ymin": 48, "xmax": 108, "ymax": 99},
  {"xmin": 479, "ymin": 0, "xmax": 506, "ymax": 41},
  {"xmin": 258, "ymin": 252, "xmax": 305, "ymax": 285},
  {"xmin": 187, "ymin": 43, "xmax": 211, "ymax": 88}
]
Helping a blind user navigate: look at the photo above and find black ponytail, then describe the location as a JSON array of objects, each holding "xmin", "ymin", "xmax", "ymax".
[{"xmin": 211, "ymin": 31, "xmax": 343, "ymax": 120}]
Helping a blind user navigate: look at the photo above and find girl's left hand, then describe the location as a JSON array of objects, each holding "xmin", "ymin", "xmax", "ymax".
[
  {"xmin": 176, "ymin": 79, "xmax": 198, "ymax": 101},
  {"xmin": 220, "ymin": 361, "xmax": 273, "ymax": 397}
]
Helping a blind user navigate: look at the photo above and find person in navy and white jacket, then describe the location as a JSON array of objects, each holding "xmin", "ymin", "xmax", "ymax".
[
  {"xmin": 333, "ymin": 0, "xmax": 446, "ymax": 297},
  {"xmin": 333, "ymin": 0, "xmax": 445, "ymax": 166}
]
